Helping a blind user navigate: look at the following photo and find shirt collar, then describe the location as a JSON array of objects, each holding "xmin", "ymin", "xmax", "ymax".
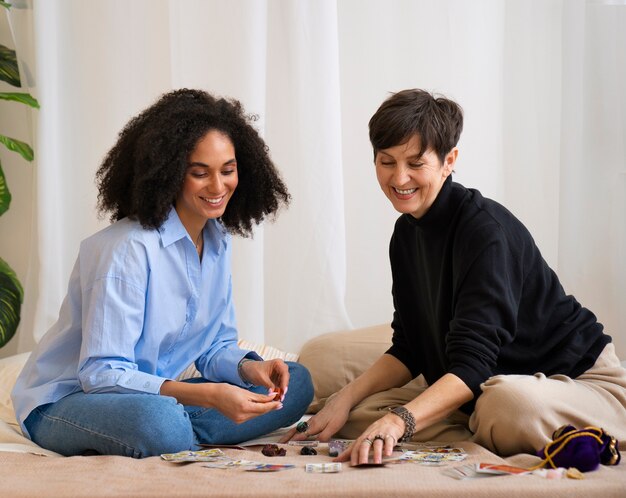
[
  {"xmin": 158, "ymin": 206, "xmax": 191, "ymax": 248},
  {"xmin": 158, "ymin": 206, "xmax": 229, "ymax": 255}
]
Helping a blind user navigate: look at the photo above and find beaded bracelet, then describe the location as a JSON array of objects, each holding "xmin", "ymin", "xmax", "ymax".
[{"xmin": 388, "ymin": 406, "xmax": 417, "ymax": 442}]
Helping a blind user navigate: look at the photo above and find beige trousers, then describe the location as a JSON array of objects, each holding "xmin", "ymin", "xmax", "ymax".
[{"xmin": 336, "ymin": 343, "xmax": 626, "ymax": 456}]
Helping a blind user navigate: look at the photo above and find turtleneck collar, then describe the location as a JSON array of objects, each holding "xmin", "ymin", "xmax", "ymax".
[{"xmin": 403, "ymin": 175, "xmax": 458, "ymax": 231}]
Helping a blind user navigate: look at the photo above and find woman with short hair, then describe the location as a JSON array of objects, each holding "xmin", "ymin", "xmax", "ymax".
[{"xmin": 286, "ymin": 89, "xmax": 626, "ymax": 464}]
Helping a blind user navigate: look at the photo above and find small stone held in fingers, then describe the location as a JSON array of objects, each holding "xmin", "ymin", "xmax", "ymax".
[{"xmin": 272, "ymin": 388, "xmax": 283, "ymax": 401}]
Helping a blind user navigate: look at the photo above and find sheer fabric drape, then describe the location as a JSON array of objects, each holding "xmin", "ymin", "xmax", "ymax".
[{"xmin": 2, "ymin": 0, "xmax": 622, "ymax": 359}]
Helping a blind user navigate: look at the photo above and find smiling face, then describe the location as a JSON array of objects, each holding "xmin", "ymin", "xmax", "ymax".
[
  {"xmin": 375, "ymin": 134, "xmax": 457, "ymax": 219},
  {"xmin": 175, "ymin": 130, "xmax": 238, "ymax": 233}
]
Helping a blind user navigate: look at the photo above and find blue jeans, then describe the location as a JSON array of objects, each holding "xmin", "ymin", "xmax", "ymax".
[{"xmin": 24, "ymin": 362, "xmax": 313, "ymax": 458}]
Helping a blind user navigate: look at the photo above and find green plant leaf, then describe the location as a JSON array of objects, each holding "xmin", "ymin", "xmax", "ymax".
[
  {"xmin": 0, "ymin": 2, "xmax": 11, "ymax": 10},
  {"xmin": 0, "ymin": 256, "xmax": 23, "ymax": 348},
  {"xmin": 0, "ymin": 161, "xmax": 11, "ymax": 216},
  {"xmin": 0, "ymin": 92, "xmax": 39, "ymax": 108},
  {"xmin": 0, "ymin": 44, "xmax": 21, "ymax": 87},
  {"xmin": 0, "ymin": 134, "xmax": 33, "ymax": 161}
]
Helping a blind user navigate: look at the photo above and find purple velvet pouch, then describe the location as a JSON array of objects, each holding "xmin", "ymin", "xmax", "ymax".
[{"xmin": 535, "ymin": 425, "xmax": 621, "ymax": 473}]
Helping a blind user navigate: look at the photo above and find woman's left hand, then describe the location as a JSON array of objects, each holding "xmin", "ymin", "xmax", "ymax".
[
  {"xmin": 240, "ymin": 359, "xmax": 290, "ymax": 402},
  {"xmin": 335, "ymin": 413, "xmax": 406, "ymax": 465}
]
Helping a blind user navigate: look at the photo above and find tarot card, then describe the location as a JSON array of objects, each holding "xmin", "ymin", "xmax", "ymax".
[
  {"xmin": 475, "ymin": 463, "xmax": 530, "ymax": 475},
  {"xmin": 400, "ymin": 448, "xmax": 467, "ymax": 464},
  {"xmin": 443, "ymin": 462, "xmax": 530, "ymax": 480},
  {"xmin": 305, "ymin": 463, "xmax": 342, "ymax": 473},
  {"xmin": 352, "ymin": 462, "xmax": 387, "ymax": 468},
  {"xmin": 416, "ymin": 446, "xmax": 466, "ymax": 454},
  {"xmin": 198, "ymin": 444, "xmax": 246, "ymax": 450},
  {"xmin": 203, "ymin": 459, "xmax": 261, "ymax": 469},
  {"xmin": 161, "ymin": 448, "xmax": 225, "ymax": 462},
  {"xmin": 442, "ymin": 464, "xmax": 488, "ymax": 480},
  {"xmin": 245, "ymin": 463, "xmax": 296, "ymax": 472}
]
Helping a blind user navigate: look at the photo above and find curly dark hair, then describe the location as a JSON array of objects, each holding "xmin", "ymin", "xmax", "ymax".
[
  {"xmin": 96, "ymin": 88, "xmax": 290, "ymax": 237},
  {"xmin": 368, "ymin": 89, "xmax": 463, "ymax": 164}
]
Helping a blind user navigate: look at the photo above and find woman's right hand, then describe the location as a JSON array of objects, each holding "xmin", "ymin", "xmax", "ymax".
[
  {"xmin": 161, "ymin": 379, "xmax": 283, "ymax": 424},
  {"xmin": 279, "ymin": 392, "xmax": 352, "ymax": 443},
  {"xmin": 210, "ymin": 383, "xmax": 283, "ymax": 424}
]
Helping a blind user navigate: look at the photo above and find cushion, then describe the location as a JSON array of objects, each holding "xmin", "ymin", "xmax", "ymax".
[
  {"xmin": 334, "ymin": 376, "xmax": 463, "ymax": 440},
  {"xmin": 237, "ymin": 339, "xmax": 299, "ymax": 363},
  {"xmin": 297, "ymin": 324, "xmax": 393, "ymax": 413},
  {"xmin": 176, "ymin": 339, "xmax": 299, "ymax": 380},
  {"xmin": 0, "ymin": 352, "xmax": 30, "ymax": 427}
]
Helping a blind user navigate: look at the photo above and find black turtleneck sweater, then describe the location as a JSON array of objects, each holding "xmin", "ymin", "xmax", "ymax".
[{"xmin": 386, "ymin": 176, "xmax": 610, "ymax": 412}]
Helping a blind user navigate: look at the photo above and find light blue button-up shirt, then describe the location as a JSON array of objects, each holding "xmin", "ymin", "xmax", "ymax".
[{"xmin": 12, "ymin": 207, "xmax": 259, "ymax": 437}]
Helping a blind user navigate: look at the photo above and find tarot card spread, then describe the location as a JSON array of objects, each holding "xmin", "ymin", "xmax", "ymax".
[{"xmin": 160, "ymin": 448, "xmax": 295, "ymax": 472}]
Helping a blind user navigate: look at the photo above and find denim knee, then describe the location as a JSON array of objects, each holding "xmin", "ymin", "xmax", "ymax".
[
  {"xmin": 283, "ymin": 362, "xmax": 314, "ymax": 420},
  {"xmin": 25, "ymin": 393, "xmax": 195, "ymax": 458},
  {"xmin": 126, "ymin": 396, "xmax": 195, "ymax": 457}
]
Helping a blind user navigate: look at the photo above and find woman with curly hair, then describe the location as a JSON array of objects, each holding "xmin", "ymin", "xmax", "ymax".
[{"xmin": 12, "ymin": 89, "xmax": 314, "ymax": 458}]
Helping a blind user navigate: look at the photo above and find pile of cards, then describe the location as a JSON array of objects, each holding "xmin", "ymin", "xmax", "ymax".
[
  {"xmin": 161, "ymin": 449, "xmax": 226, "ymax": 462},
  {"xmin": 399, "ymin": 446, "xmax": 467, "ymax": 465}
]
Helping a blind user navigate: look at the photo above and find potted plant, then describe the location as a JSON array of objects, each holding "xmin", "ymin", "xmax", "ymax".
[{"xmin": 0, "ymin": 1, "xmax": 39, "ymax": 348}]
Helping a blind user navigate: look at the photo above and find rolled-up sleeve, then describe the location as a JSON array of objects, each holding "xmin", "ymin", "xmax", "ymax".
[{"xmin": 77, "ymin": 241, "xmax": 168, "ymax": 395}]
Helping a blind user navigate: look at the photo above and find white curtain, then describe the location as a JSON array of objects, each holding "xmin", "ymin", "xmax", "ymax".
[{"xmin": 2, "ymin": 0, "xmax": 624, "ymax": 359}]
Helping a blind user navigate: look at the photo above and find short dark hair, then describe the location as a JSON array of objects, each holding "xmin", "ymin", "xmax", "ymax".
[
  {"xmin": 368, "ymin": 89, "xmax": 463, "ymax": 163},
  {"xmin": 96, "ymin": 88, "xmax": 290, "ymax": 237}
]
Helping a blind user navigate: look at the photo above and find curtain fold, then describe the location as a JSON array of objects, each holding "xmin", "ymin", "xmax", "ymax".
[
  {"xmin": 263, "ymin": 0, "xmax": 352, "ymax": 352},
  {"xmin": 0, "ymin": 0, "xmax": 622, "ymax": 359},
  {"xmin": 559, "ymin": 0, "xmax": 626, "ymax": 350},
  {"xmin": 168, "ymin": 0, "xmax": 270, "ymax": 344}
]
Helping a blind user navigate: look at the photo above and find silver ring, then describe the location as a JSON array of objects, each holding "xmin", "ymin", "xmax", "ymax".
[
  {"xmin": 373, "ymin": 434, "xmax": 385, "ymax": 442},
  {"xmin": 363, "ymin": 438, "xmax": 373, "ymax": 445}
]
